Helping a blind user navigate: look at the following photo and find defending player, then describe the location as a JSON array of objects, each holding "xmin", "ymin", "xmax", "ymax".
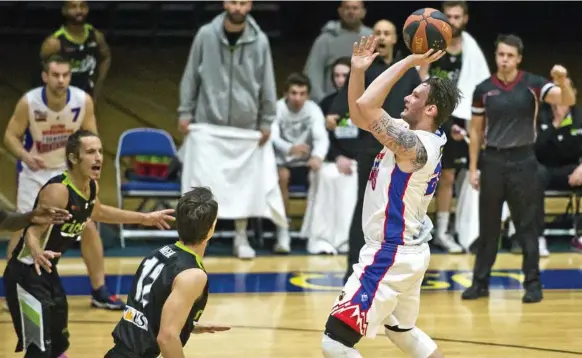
[
  {"xmin": 4, "ymin": 54, "xmax": 124, "ymax": 310},
  {"xmin": 3, "ymin": 130, "xmax": 175, "ymax": 358},
  {"xmin": 105, "ymin": 187, "xmax": 230, "ymax": 358},
  {"xmin": 321, "ymin": 36, "xmax": 460, "ymax": 358}
]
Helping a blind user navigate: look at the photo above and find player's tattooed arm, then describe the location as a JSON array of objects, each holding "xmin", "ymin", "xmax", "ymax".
[{"xmin": 369, "ymin": 111, "xmax": 428, "ymax": 172}]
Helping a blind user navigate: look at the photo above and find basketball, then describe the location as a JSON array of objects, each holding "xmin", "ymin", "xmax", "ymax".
[{"xmin": 403, "ymin": 8, "xmax": 452, "ymax": 54}]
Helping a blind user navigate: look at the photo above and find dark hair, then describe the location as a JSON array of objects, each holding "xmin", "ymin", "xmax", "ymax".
[
  {"xmin": 65, "ymin": 130, "xmax": 98, "ymax": 169},
  {"xmin": 176, "ymin": 187, "xmax": 218, "ymax": 245},
  {"xmin": 42, "ymin": 54, "xmax": 70, "ymax": 73},
  {"xmin": 284, "ymin": 72, "xmax": 311, "ymax": 93},
  {"xmin": 423, "ymin": 77, "xmax": 462, "ymax": 128},
  {"xmin": 442, "ymin": 1, "xmax": 468, "ymax": 15},
  {"xmin": 331, "ymin": 56, "xmax": 351, "ymax": 82},
  {"xmin": 495, "ymin": 34, "xmax": 524, "ymax": 55}
]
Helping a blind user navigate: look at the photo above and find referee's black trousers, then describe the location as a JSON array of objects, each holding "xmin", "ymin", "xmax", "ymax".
[
  {"xmin": 472, "ymin": 146, "xmax": 544, "ymax": 287},
  {"xmin": 344, "ymin": 150, "xmax": 377, "ymax": 283}
]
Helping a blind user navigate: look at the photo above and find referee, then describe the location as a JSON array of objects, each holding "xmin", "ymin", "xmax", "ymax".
[{"xmin": 463, "ymin": 35, "xmax": 576, "ymax": 303}]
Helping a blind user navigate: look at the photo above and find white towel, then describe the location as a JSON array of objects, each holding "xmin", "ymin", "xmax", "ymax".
[
  {"xmin": 452, "ymin": 31, "xmax": 491, "ymax": 121},
  {"xmin": 180, "ymin": 123, "xmax": 287, "ymax": 228},
  {"xmin": 301, "ymin": 161, "xmax": 358, "ymax": 254}
]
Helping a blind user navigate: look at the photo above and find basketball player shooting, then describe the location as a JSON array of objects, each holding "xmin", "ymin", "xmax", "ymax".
[{"xmin": 321, "ymin": 35, "xmax": 461, "ymax": 358}]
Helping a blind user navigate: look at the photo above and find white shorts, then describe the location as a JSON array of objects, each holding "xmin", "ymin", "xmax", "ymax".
[
  {"xmin": 17, "ymin": 166, "xmax": 65, "ymax": 213},
  {"xmin": 329, "ymin": 241, "xmax": 430, "ymax": 338}
]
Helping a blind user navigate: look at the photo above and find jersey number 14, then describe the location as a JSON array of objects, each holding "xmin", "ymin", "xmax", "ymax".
[{"xmin": 135, "ymin": 257, "xmax": 165, "ymax": 307}]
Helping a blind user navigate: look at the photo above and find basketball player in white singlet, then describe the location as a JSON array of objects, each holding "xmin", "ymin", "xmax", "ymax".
[
  {"xmin": 3, "ymin": 55, "xmax": 125, "ymax": 311},
  {"xmin": 321, "ymin": 36, "xmax": 461, "ymax": 358}
]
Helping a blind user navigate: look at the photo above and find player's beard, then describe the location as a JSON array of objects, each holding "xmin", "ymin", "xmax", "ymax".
[
  {"xmin": 452, "ymin": 23, "xmax": 465, "ymax": 38},
  {"xmin": 226, "ymin": 12, "xmax": 246, "ymax": 25}
]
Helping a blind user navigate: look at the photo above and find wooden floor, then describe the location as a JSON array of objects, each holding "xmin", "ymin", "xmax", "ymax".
[{"xmin": 1, "ymin": 252, "xmax": 582, "ymax": 357}]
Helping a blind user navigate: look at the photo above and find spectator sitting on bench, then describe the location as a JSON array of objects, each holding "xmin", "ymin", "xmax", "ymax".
[
  {"xmin": 534, "ymin": 79, "xmax": 582, "ymax": 252},
  {"xmin": 271, "ymin": 73, "xmax": 329, "ymax": 254}
]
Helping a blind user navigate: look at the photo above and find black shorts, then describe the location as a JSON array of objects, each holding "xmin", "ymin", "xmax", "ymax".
[
  {"xmin": 281, "ymin": 165, "xmax": 310, "ymax": 189},
  {"xmin": 105, "ymin": 341, "xmax": 158, "ymax": 358},
  {"xmin": 3, "ymin": 259, "xmax": 69, "ymax": 357},
  {"xmin": 442, "ymin": 117, "xmax": 469, "ymax": 170}
]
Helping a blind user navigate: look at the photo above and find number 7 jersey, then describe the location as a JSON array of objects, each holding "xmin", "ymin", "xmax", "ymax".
[
  {"xmin": 363, "ymin": 129, "xmax": 446, "ymax": 246},
  {"xmin": 26, "ymin": 86, "xmax": 86, "ymax": 169},
  {"xmin": 111, "ymin": 242, "xmax": 209, "ymax": 358}
]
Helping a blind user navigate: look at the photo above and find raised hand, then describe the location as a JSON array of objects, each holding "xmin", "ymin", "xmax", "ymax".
[
  {"xmin": 551, "ymin": 65, "xmax": 568, "ymax": 86},
  {"xmin": 351, "ymin": 35, "xmax": 379, "ymax": 71},
  {"xmin": 407, "ymin": 49, "xmax": 446, "ymax": 68}
]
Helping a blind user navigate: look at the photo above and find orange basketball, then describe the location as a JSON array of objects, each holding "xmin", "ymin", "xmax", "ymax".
[{"xmin": 403, "ymin": 8, "xmax": 452, "ymax": 54}]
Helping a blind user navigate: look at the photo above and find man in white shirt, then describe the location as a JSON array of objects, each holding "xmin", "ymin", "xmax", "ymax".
[{"xmin": 271, "ymin": 73, "xmax": 330, "ymax": 253}]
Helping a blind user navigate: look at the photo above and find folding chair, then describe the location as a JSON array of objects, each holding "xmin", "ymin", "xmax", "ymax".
[
  {"xmin": 543, "ymin": 190, "xmax": 582, "ymax": 236},
  {"xmin": 115, "ymin": 128, "xmax": 181, "ymax": 248}
]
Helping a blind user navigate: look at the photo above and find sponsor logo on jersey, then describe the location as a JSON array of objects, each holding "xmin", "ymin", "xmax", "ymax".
[
  {"xmin": 35, "ymin": 125, "xmax": 75, "ymax": 154},
  {"xmin": 368, "ymin": 151, "xmax": 385, "ymax": 191},
  {"xmin": 34, "ymin": 110, "xmax": 47, "ymax": 122},
  {"xmin": 123, "ymin": 305, "xmax": 149, "ymax": 332},
  {"xmin": 61, "ymin": 219, "xmax": 88, "ymax": 238}
]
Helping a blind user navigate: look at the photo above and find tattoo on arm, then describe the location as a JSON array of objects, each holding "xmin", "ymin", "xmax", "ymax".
[{"xmin": 369, "ymin": 112, "xmax": 428, "ymax": 171}]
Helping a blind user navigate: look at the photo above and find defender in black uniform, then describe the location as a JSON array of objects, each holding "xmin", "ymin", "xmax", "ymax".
[
  {"xmin": 463, "ymin": 35, "xmax": 576, "ymax": 303},
  {"xmin": 106, "ymin": 187, "xmax": 230, "ymax": 358},
  {"xmin": 39, "ymin": 0, "xmax": 111, "ymax": 99},
  {"xmin": 3, "ymin": 130, "xmax": 175, "ymax": 357}
]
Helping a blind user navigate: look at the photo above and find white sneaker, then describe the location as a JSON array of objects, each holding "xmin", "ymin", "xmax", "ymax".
[
  {"xmin": 433, "ymin": 234, "xmax": 464, "ymax": 254},
  {"xmin": 538, "ymin": 237, "xmax": 550, "ymax": 258},
  {"xmin": 233, "ymin": 233, "xmax": 256, "ymax": 260},
  {"xmin": 274, "ymin": 227, "xmax": 291, "ymax": 254}
]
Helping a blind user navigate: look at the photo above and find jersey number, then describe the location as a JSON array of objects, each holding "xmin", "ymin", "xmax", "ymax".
[
  {"xmin": 134, "ymin": 257, "xmax": 165, "ymax": 307},
  {"xmin": 71, "ymin": 107, "xmax": 81, "ymax": 122}
]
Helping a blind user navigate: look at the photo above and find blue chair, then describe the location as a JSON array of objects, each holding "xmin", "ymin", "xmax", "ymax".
[{"xmin": 115, "ymin": 128, "xmax": 181, "ymax": 248}]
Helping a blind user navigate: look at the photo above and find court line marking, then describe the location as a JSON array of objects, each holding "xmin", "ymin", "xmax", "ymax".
[{"xmin": 1, "ymin": 320, "xmax": 580, "ymax": 355}]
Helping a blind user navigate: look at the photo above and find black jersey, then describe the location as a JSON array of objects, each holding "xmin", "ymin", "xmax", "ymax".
[
  {"xmin": 53, "ymin": 24, "xmax": 101, "ymax": 94},
  {"xmin": 110, "ymin": 242, "xmax": 209, "ymax": 358},
  {"xmin": 12, "ymin": 172, "xmax": 96, "ymax": 265},
  {"xmin": 472, "ymin": 71, "xmax": 556, "ymax": 149},
  {"xmin": 430, "ymin": 51, "xmax": 462, "ymax": 86}
]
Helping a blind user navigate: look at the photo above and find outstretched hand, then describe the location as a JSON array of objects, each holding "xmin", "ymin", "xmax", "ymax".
[
  {"xmin": 141, "ymin": 209, "xmax": 176, "ymax": 230},
  {"xmin": 351, "ymin": 35, "xmax": 379, "ymax": 71},
  {"xmin": 30, "ymin": 205, "xmax": 72, "ymax": 225},
  {"xmin": 407, "ymin": 49, "xmax": 446, "ymax": 68}
]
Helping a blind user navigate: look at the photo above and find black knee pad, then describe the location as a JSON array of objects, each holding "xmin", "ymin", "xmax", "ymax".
[
  {"xmin": 324, "ymin": 315, "xmax": 363, "ymax": 348},
  {"xmin": 384, "ymin": 324, "xmax": 412, "ymax": 333}
]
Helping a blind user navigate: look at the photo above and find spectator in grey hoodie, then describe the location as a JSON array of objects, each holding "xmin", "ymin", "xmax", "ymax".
[
  {"xmin": 304, "ymin": 1, "xmax": 372, "ymax": 102},
  {"xmin": 177, "ymin": 0, "xmax": 277, "ymax": 260}
]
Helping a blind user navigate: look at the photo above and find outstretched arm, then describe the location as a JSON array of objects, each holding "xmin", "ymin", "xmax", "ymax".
[{"xmin": 158, "ymin": 268, "xmax": 207, "ymax": 358}]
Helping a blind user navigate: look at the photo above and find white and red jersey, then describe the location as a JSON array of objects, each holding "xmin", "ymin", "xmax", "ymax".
[
  {"xmin": 25, "ymin": 86, "xmax": 87, "ymax": 169},
  {"xmin": 363, "ymin": 128, "xmax": 446, "ymax": 246}
]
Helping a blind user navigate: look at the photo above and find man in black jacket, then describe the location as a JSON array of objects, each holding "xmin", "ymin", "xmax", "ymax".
[
  {"xmin": 534, "ymin": 82, "xmax": 582, "ymax": 252},
  {"xmin": 328, "ymin": 19, "xmax": 421, "ymax": 282}
]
